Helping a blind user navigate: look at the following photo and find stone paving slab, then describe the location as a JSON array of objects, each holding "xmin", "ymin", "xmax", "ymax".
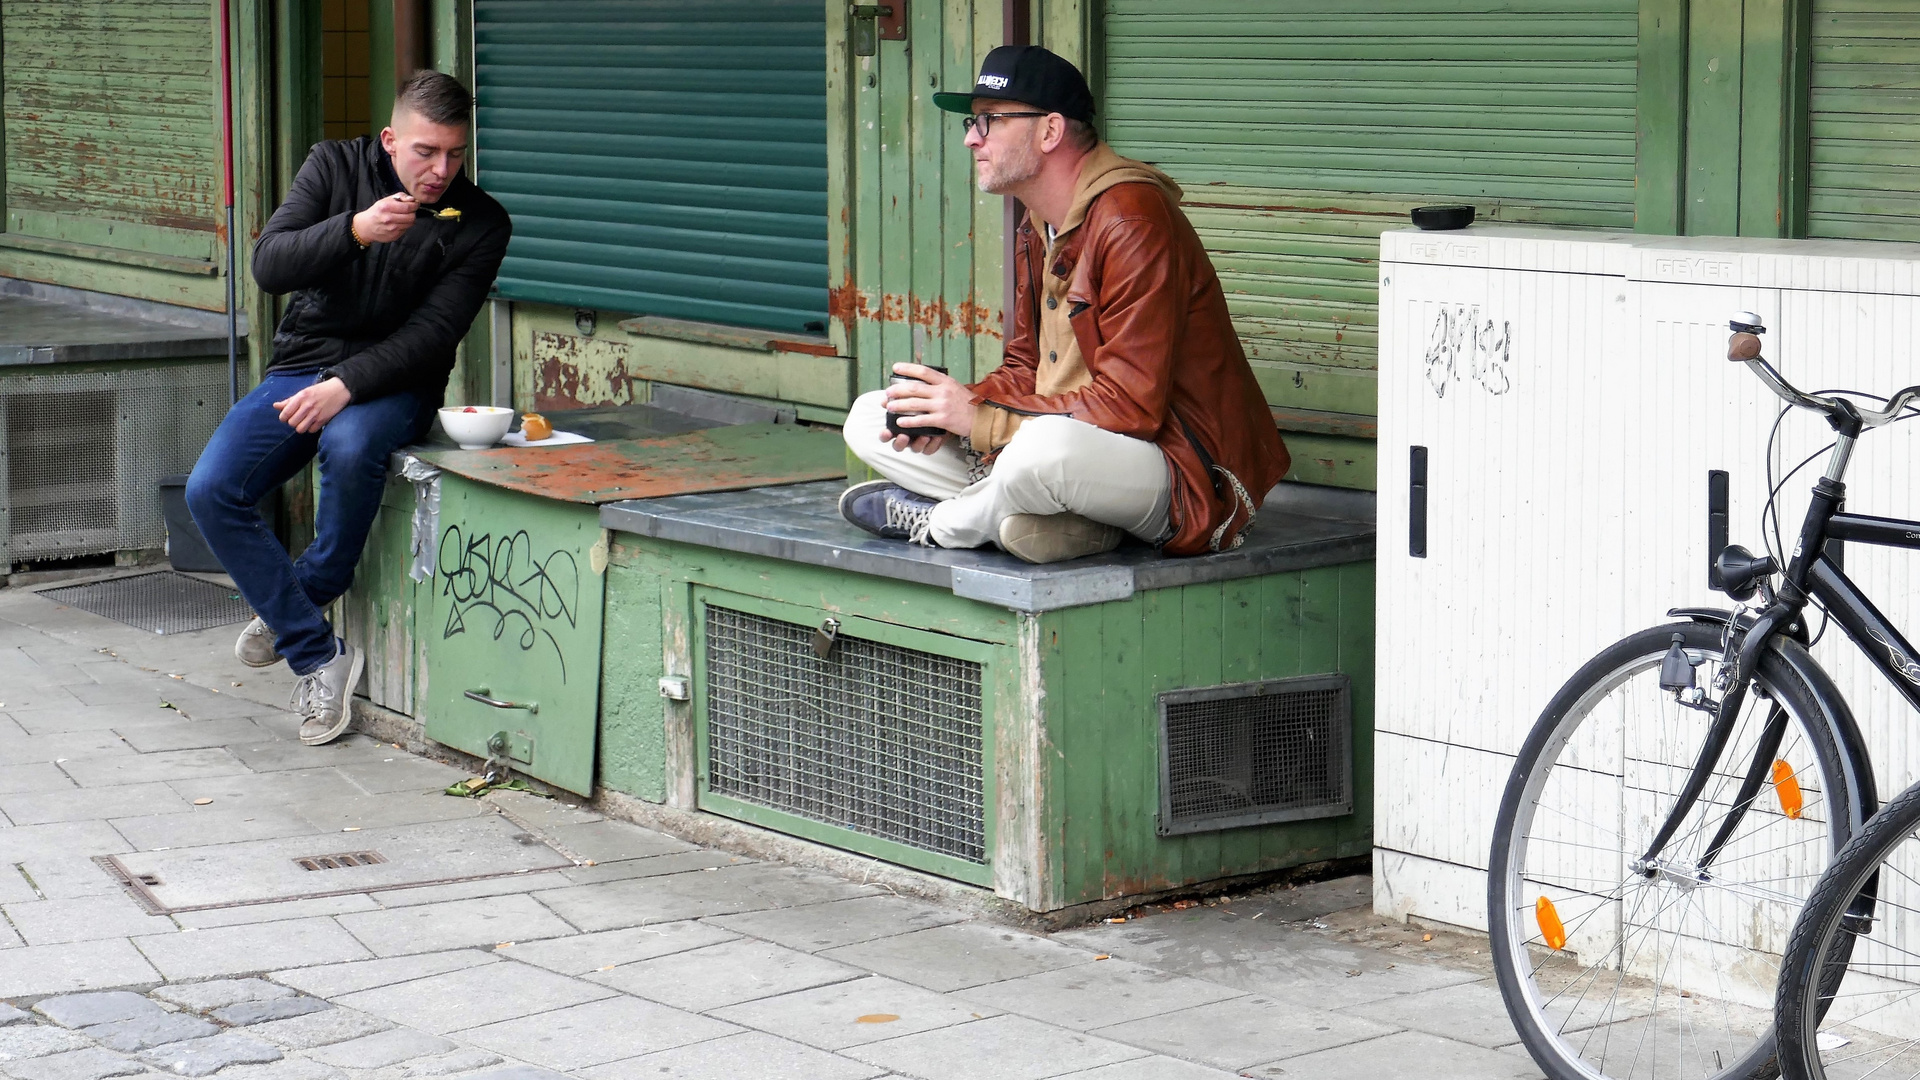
[
  {"xmin": 585, "ymin": 1031, "xmax": 886, "ymax": 1080},
  {"xmin": 710, "ymin": 975, "xmax": 998, "ymax": 1051},
  {"xmin": 844, "ymin": 1015, "xmax": 1146, "ymax": 1080},
  {"xmin": 0, "ymin": 942, "xmax": 160, "ymax": 998},
  {"xmin": 135, "ymin": 919, "xmax": 374, "ymax": 981},
  {"xmin": 1088, "ymin": 994, "xmax": 1398, "ymax": 1071},
  {"xmin": 336, "ymin": 896, "xmax": 576, "ymax": 959},
  {"xmin": 334, "ymin": 963, "xmax": 615, "ymax": 1035},
  {"xmin": 85, "ymin": 1014, "xmax": 221, "ymax": 1053},
  {"xmin": 457, "ymin": 996, "xmax": 737, "ymax": 1070},
  {"xmin": 492, "ymin": 922, "xmax": 737, "ymax": 977},
  {"xmin": 0, "ymin": 593, "xmax": 1549, "ymax": 1080},
  {"xmin": 705, "ymin": 894, "xmax": 968, "ymax": 953},
  {"xmin": 821, "ymin": 923, "xmax": 1098, "ymax": 993}
]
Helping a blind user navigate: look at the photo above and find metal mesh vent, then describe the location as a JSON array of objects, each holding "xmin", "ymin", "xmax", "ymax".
[
  {"xmin": 295, "ymin": 851, "xmax": 387, "ymax": 871},
  {"xmin": 703, "ymin": 605, "xmax": 987, "ymax": 864},
  {"xmin": 1159, "ymin": 674, "xmax": 1353, "ymax": 836},
  {"xmin": 39, "ymin": 571, "xmax": 253, "ymax": 635},
  {"xmin": 1, "ymin": 363, "xmax": 226, "ymax": 562}
]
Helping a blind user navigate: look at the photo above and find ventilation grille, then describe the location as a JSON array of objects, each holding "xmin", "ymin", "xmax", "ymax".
[
  {"xmin": 1159, "ymin": 674, "xmax": 1353, "ymax": 835},
  {"xmin": 1, "ymin": 364, "xmax": 225, "ymax": 562},
  {"xmin": 703, "ymin": 605, "xmax": 987, "ymax": 864},
  {"xmin": 295, "ymin": 851, "xmax": 387, "ymax": 871},
  {"xmin": 39, "ymin": 571, "xmax": 253, "ymax": 635}
]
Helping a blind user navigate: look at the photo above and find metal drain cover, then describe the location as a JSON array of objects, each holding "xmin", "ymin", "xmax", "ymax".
[
  {"xmin": 99, "ymin": 817, "xmax": 572, "ymax": 914},
  {"xmin": 40, "ymin": 571, "xmax": 252, "ymax": 635}
]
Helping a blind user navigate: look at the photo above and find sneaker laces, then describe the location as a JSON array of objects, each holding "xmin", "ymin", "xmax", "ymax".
[
  {"xmin": 884, "ymin": 492, "xmax": 935, "ymax": 546},
  {"xmin": 289, "ymin": 673, "xmax": 319, "ymax": 718}
]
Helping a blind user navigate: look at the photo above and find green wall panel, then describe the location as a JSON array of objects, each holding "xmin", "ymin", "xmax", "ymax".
[
  {"xmin": 1100, "ymin": 0, "xmax": 1639, "ymax": 419},
  {"xmin": 1806, "ymin": 0, "xmax": 1920, "ymax": 241},
  {"xmin": 473, "ymin": 0, "xmax": 828, "ymax": 333}
]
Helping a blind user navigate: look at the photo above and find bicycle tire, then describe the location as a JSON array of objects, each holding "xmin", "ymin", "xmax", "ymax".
[
  {"xmin": 1774, "ymin": 778, "xmax": 1920, "ymax": 1079},
  {"xmin": 1491, "ymin": 621, "xmax": 1851, "ymax": 1080}
]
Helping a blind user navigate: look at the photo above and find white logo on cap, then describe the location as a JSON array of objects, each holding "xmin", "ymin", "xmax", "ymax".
[{"xmin": 978, "ymin": 75, "xmax": 1010, "ymax": 89}]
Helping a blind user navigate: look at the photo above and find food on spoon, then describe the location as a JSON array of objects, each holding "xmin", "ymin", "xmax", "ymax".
[
  {"xmin": 521, "ymin": 413, "xmax": 554, "ymax": 441},
  {"xmin": 435, "ymin": 207, "xmax": 461, "ymax": 220}
]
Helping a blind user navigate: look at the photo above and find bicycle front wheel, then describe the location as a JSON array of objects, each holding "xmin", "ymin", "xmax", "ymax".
[
  {"xmin": 1491, "ymin": 621, "xmax": 1850, "ymax": 1080},
  {"xmin": 1775, "ymin": 780, "xmax": 1920, "ymax": 1080}
]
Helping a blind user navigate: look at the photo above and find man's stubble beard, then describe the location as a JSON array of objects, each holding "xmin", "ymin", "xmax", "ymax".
[{"xmin": 977, "ymin": 135, "xmax": 1041, "ymax": 194}]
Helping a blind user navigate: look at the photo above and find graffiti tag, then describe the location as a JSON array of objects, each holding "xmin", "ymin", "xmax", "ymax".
[
  {"xmin": 1424, "ymin": 305, "xmax": 1513, "ymax": 399},
  {"xmin": 436, "ymin": 526, "xmax": 579, "ymax": 682}
]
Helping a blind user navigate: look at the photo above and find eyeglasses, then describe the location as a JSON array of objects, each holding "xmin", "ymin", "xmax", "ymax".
[{"xmin": 962, "ymin": 111, "xmax": 1048, "ymax": 137}]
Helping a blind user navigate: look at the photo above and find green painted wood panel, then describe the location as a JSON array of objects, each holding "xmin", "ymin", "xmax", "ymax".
[
  {"xmin": 1039, "ymin": 564, "xmax": 1375, "ymax": 907},
  {"xmin": 472, "ymin": 0, "xmax": 828, "ymax": 333},
  {"xmin": 424, "ymin": 476, "xmax": 606, "ymax": 796},
  {"xmin": 842, "ymin": 1, "xmax": 1008, "ymax": 390},
  {"xmin": 2, "ymin": 0, "xmax": 219, "ymax": 237},
  {"xmin": 1101, "ymin": 0, "xmax": 1639, "ymax": 419},
  {"xmin": 335, "ymin": 473, "xmax": 429, "ymax": 718},
  {"xmin": 1805, "ymin": 0, "xmax": 1920, "ymax": 240}
]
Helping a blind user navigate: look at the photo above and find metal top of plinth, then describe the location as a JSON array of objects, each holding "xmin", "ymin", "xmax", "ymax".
[{"xmin": 600, "ymin": 480, "xmax": 1375, "ymax": 614}]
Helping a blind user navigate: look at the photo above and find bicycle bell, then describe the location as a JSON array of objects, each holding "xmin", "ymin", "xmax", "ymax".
[{"xmin": 1729, "ymin": 311, "xmax": 1766, "ymax": 335}]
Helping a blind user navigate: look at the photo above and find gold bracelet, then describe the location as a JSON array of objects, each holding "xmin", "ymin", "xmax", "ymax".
[{"xmin": 350, "ymin": 220, "xmax": 370, "ymax": 248}]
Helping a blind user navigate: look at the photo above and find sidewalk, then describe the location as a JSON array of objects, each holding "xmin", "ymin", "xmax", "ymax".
[{"xmin": 0, "ymin": 575, "xmax": 1541, "ymax": 1080}]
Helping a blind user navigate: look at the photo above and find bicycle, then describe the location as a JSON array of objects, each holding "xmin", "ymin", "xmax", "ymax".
[{"xmin": 1490, "ymin": 311, "xmax": 1919, "ymax": 1080}]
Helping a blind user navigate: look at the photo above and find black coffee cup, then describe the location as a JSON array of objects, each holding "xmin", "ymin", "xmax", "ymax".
[{"xmin": 886, "ymin": 365, "xmax": 952, "ymax": 438}]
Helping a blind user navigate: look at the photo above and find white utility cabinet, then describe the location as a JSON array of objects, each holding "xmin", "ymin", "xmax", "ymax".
[{"xmin": 1376, "ymin": 227, "xmax": 1920, "ymax": 933}]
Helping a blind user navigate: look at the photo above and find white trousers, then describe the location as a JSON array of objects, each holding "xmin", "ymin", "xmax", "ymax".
[{"xmin": 843, "ymin": 390, "xmax": 1172, "ymax": 550}]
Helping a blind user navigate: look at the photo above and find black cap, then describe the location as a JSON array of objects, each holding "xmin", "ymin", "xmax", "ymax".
[{"xmin": 933, "ymin": 45, "xmax": 1095, "ymax": 123}]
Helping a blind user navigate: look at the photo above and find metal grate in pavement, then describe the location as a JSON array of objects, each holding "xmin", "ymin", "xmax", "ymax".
[{"xmin": 38, "ymin": 571, "xmax": 252, "ymax": 635}]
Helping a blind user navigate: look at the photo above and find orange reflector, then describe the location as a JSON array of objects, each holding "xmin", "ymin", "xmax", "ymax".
[
  {"xmin": 1536, "ymin": 896, "xmax": 1567, "ymax": 951},
  {"xmin": 1773, "ymin": 759, "xmax": 1804, "ymax": 820}
]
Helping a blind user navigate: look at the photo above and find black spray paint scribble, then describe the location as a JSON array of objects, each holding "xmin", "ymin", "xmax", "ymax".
[
  {"xmin": 1424, "ymin": 305, "xmax": 1513, "ymax": 398},
  {"xmin": 436, "ymin": 525, "xmax": 579, "ymax": 683}
]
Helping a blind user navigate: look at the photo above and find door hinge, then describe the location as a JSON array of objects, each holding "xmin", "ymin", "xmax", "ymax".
[{"xmin": 849, "ymin": 1, "xmax": 907, "ymax": 56}]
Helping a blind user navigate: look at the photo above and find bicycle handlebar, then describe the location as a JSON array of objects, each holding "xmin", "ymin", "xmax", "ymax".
[{"xmin": 1727, "ymin": 314, "xmax": 1920, "ymax": 431}]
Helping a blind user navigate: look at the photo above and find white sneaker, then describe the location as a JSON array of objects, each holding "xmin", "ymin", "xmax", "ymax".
[
  {"xmin": 235, "ymin": 617, "xmax": 281, "ymax": 668},
  {"xmin": 293, "ymin": 641, "xmax": 363, "ymax": 746}
]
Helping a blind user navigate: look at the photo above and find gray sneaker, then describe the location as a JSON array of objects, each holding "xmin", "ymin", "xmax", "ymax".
[
  {"xmin": 293, "ymin": 641, "xmax": 363, "ymax": 746},
  {"xmin": 235, "ymin": 617, "xmax": 281, "ymax": 668}
]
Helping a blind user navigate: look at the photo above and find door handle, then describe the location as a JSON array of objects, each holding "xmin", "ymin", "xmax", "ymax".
[
  {"xmin": 849, "ymin": 1, "xmax": 906, "ymax": 56},
  {"xmin": 465, "ymin": 688, "xmax": 539, "ymax": 714}
]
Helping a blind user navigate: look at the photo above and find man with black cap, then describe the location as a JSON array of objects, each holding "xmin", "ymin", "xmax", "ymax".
[{"xmin": 838, "ymin": 45, "xmax": 1288, "ymax": 563}]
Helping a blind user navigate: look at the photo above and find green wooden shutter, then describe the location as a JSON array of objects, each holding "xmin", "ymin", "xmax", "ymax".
[
  {"xmin": 1806, "ymin": 1, "xmax": 1920, "ymax": 241},
  {"xmin": 1102, "ymin": 0, "xmax": 1639, "ymax": 421},
  {"xmin": 473, "ymin": 0, "xmax": 828, "ymax": 334},
  {"xmin": 1, "ymin": 0, "xmax": 218, "ymax": 262}
]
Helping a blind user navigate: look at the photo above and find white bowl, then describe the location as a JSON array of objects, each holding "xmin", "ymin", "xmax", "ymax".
[{"xmin": 438, "ymin": 406, "xmax": 514, "ymax": 449}]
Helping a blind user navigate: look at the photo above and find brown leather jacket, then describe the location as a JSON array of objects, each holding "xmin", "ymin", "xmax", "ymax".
[{"xmin": 967, "ymin": 147, "xmax": 1289, "ymax": 555}]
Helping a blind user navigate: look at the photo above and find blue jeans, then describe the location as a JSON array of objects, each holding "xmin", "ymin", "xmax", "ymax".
[{"xmin": 187, "ymin": 372, "xmax": 434, "ymax": 675}]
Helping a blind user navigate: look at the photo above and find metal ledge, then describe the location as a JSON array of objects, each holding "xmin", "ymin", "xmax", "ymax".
[{"xmin": 601, "ymin": 480, "xmax": 1375, "ymax": 614}]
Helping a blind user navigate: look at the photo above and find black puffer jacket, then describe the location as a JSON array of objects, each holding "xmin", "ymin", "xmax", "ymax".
[{"xmin": 252, "ymin": 136, "xmax": 511, "ymax": 403}]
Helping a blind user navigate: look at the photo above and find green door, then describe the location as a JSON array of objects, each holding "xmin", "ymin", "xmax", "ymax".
[
  {"xmin": 1100, "ymin": 0, "xmax": 1639, "ymax": 425},
  {"xmin": 425, "ymin": 476, "xmax": 606, "ymax": 795},
  {"xmin": 1805, "ymin": 0, "xmax": 1920, "ymax": 241}
]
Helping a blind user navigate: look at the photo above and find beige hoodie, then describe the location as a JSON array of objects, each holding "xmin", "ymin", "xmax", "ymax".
[{"xmin": 975, "ymin": 145, "xmax": 1184, "ymax": 451}]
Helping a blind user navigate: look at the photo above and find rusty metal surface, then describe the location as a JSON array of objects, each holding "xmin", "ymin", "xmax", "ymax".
[{"xmin": 417, "ymin": 422, "xmax": 847, "ymax": 505}]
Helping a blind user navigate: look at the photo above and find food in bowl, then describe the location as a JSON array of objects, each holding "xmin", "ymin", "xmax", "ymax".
[
  {"xmin": 520, "ymin": 413, "xmax": 554, "ymax": 441},
  {"xmin": 437, "ymin": 405, "xmax": 513, "ymax": 449}
]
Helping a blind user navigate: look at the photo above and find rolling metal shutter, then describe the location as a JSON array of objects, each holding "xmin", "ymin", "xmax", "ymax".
[
  {"xmin": 472, "ymin": 0, "xmax": 829, "ymax": 334},
  {"xmin": 1806, "ymin": 1, "xmax": 1920, "ymax": 241},
  {"xmin": 1, "ymin": 0, "xmax": 218, "ymax": 262},
  {"xmin": 1102, "ymin": 1, "xmax": 1638, "ymax": 420}
]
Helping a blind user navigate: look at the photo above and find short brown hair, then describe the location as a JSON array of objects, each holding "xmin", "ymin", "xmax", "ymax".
[{"xmin": 395, "ymin": 70, "xmax": 471, "ymax": 127}]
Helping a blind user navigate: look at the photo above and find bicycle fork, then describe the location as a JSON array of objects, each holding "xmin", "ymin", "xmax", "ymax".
[{"xmin": 1638, "ymin": 614, "xmax": 1790, "ymax": 881}]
